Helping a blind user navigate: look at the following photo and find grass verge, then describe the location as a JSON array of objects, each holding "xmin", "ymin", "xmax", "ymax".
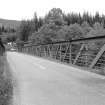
[{"xmin": 0, "ymin": 55, "xmax": 13, "ymax": 105}]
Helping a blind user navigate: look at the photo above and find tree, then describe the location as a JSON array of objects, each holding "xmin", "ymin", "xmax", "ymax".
[
  {"xmin": 57, "ymin": 26, "xmax": 68, "ymax": 41},
  {"xmin": 81, "ymin": 21, "xmax": 92, "ymax": 37},
  {"xmin": 17, "ymin": 20, "xmax": 31, "ymax": 41},
  {"xmin": 38, "ymin": 17, "xmax": 44, "ymax": 28},
  {"xmin": 95, "ymin": 12, "xmax": 100, "ymax": 23},
  {"xmin": 44, "ymin": 8, "xmax": 66, "ymax": 25},
  {"xmin": 38, "ymin": 24, "xmax": 61, "ymax": 43},
  {"xmin": 29, "ymin": 32, "xmax": 42, "ymax": 44},
  {"xmin": 30, "ymin": 12, "xmax": 39, "ymax": 33},
  {"xmin": 29, "ymin": 23, "xmax": 62, "ymax": 44},
  {"xmin": 87, "ymin": 22, "xmax": 105, "ymax": 37},
  {"xmin": 64, "ymin": 23, "xmax": 84, "ymax": 40}
]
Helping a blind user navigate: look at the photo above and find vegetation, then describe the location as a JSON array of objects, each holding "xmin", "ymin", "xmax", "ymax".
[
  {"xmin": 0, "ymin": 18, "xmax": 20, "ymax": 44},
  {"xmin": 0, "ymin": 56, "xmax": 13, "ymax": 105},
  {"xmin": 0, "ymin": 18, "xmax": 20, "ymax": 29},
  {"xmin": 16, "ymin": 8, "xmax": 105, "ymax": 44}
]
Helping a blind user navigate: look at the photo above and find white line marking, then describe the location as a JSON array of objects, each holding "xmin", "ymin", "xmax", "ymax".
[
  {"xmin": 34, "ymin": 63, "xmax": 46, "ymax": 70},
  {"xmin": 39, "ymin": 65, "xmax": 46, "ymax": 70}
]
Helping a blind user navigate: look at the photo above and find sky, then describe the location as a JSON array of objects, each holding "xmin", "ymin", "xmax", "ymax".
[{"xmin": 0, "ymin": 0, "xmax": 105, "ymax": 20}]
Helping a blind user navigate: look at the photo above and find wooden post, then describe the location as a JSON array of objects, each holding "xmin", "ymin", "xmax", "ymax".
[
  {"xmin": 59, "ymin": 43, "xmax": 62, "ymax": 61},
  {"xmin": 69, "ymin": 43, "xmax": 72, "ymax": 63},
  {"xmin": 73, "ymin": 43, "xmax": 85, "ymax": 65},
  {"xmin": 90, "ymin": 44, "xmax": 105, "ymax": 68},
  {"xmin": 62, "ymin": 43, "xmax": 70, "ymax": 62},
  {"xmin": 55, "ymin": 44, "xmax": 60, "ymax": 60}
]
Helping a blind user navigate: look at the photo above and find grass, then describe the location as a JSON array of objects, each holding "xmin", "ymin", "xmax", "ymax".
[{"xmin": 0, "ymin": 55, "xmax": 13, "ymax": 105}]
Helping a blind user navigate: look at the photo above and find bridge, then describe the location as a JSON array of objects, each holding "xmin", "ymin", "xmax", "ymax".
[
  {"xmin": 1, "ymin": 36, "xmax": 105, "ymax": 105},
  {"xmin": 19, "ymin": 35, "xmax": 105, "ymax": 75}
]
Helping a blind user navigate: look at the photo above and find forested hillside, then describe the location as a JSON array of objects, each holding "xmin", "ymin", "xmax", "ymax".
[
  {"xmin": 0, "ymin": 19, "xmax": 21, "ymax": 43},
  {"xmin": 16, "ymin": 8, "xmax": 105, "ymax": 45},
  {"xmin": 0, "ymin": 18, "xmax": 20, "ymax": 29}
]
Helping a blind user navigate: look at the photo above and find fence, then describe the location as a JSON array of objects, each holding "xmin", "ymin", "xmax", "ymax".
[{"xmin": 18, "ymin": 35, "xmax": 105, "ymax": 75}]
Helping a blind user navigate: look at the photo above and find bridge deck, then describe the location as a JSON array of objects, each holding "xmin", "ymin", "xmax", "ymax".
[{"xmin": 7, "ymin": 52, "xmax": 105, "ymax": 105}]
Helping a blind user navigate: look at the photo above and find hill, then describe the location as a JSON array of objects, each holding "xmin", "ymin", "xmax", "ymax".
[{"xmin": 0, "ymin": 18, "xmax": 21, "ymax": 29}]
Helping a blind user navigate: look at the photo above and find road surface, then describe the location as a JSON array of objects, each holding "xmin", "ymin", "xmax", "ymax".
[{"xmin": 7, "ymin": 52, "xmax": 105, "ymax": 105}]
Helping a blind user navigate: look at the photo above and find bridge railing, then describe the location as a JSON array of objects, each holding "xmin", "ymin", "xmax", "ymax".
[{"xmin": 18, "ymin": 35, "xmax": 105, "ymax": 75}]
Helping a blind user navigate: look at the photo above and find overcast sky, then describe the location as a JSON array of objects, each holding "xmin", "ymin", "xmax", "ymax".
[{"xmin": 0, "ymin": 0, "xmax": 105, "ymax": 20}]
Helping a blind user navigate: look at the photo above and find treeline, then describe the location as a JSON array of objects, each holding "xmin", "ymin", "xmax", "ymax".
[
  {"xmin": 0, "ymin": 25, "xmax": 17, "ymax": 44},
  {"xmin": 16, "ymin": 8, "xmax": 105, "ymax": 44},
  {"xmin": 0, "ymin": 26, "xmax": 16, "ymax": 35}
]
